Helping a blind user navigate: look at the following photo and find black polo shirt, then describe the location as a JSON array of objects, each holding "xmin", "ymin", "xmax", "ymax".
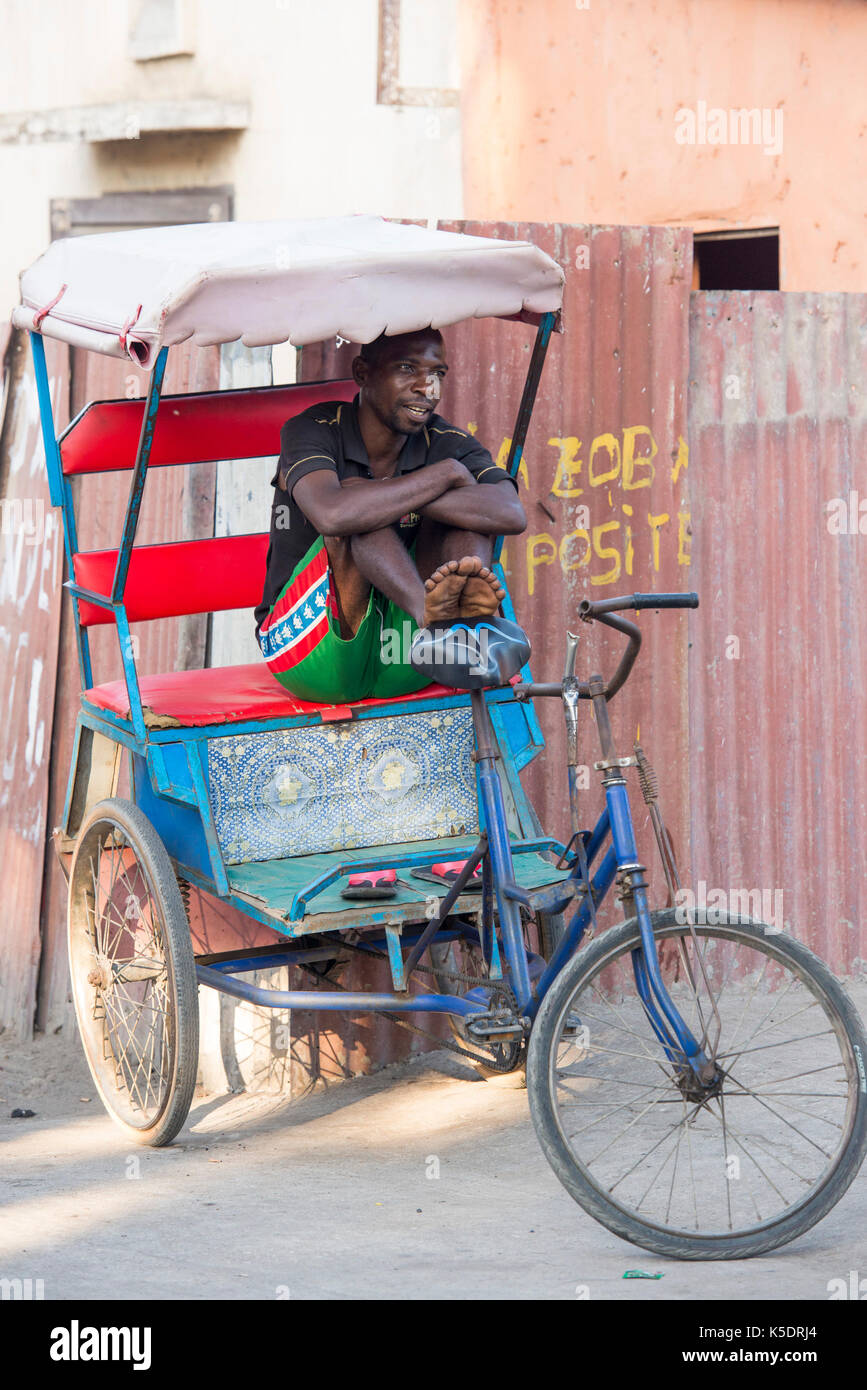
[{"xmin": 254, "ymin": 394, "xmax": 513, "ymax": 634}]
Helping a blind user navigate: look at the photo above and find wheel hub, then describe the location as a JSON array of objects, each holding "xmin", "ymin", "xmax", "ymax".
[{"xmin": 674, "ymin": 1063, "xmax": 725, "ymax": 1104}]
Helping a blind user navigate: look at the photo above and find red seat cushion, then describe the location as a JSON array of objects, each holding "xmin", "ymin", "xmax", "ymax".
[{"xmin": 84, "ymin": 663, "xmax": 462, "ymax": 728}]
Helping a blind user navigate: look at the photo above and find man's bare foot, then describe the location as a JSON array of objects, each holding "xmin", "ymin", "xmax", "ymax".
[
  {"xmin": 459, "ymin": 566, "xmax": 505, "ymax": 620},
  {"xmin": 423, "ymin": 556, "xmax": 488, "ymax": 627}
]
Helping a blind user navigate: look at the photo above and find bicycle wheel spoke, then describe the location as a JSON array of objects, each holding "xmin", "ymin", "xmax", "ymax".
[
  {"xmin": 703, "ymin": 1101, "xmax": 813, "ymax": 1195},
  {"xmin": 717, "ymin": 1090, "xmax": 734, "ymax": 1230},
  {"xmin": 585, "ymin": 983, "xmax": 667, "ymax": 1068},
  {"xmin": 715, "ymin": 1026, "xmax": 834, "ymax": 1060},
  {"xmin": 747, "ymin": 1060, "xmax": 846, "ymax": 1087},
  {"xmin": 721, "ymin": 1090, "xmax": 846, "ymax": 1099},
  {"xmin": 664, "ymin": 1099, "xmax": 689, "ymax": 1225},
  {"xmin": 722, "ymin": 953, "xmax": 775, "ymax": 1056},
  {"xmin": 564, "ymin": 1081, "xmax": 673, "ymax": 1138},
  {"xmin": 724, "ymin": 1074, "xmax": 837, "ymax": 1159},
  {"xmin": 96, "ymin": 878, "xmax": 170, "ymax": 1121},
  {"xmin": 723, "ymin": 974, "xmax": 803, "ymax": 1066},
  {"xmin": 556, "ymin": 1072, "xmax": 679, "ymax": 1093},
  {"xmin": 572, "ymin": 1006, "xmax": 668, "ymax": 1052},
  {"xmin": 683, "ymin": 1104, "xmax": 701, "ymax": 1230},
  {"xmin": 632, "ymin": 1115, "xmax": 688, "ymax": 1217},
  {"xmin": 606, "ymin": 1100, "xmax": 704, "ymax": 1196},
  {"xmin": 726, "ymin": 1092, "xmax": 847, "ymax": 1131}
]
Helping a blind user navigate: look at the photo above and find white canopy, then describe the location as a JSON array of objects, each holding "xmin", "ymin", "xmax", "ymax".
[{"xmin": 13, "ymin": 215, "xmax": 565, "ymax": 369}]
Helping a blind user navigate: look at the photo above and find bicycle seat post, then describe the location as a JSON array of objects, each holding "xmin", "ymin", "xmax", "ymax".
[{"xmin": 469, "ymin": 687, "xmax": 498, "ymax": 765}]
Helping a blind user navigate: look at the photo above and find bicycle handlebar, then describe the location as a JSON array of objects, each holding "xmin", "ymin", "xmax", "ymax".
[
  {"xmin": 579, "ymin": 591, "xmax": 700, "ymax": 618},
  {"xmin": 513, "ymin": 591, "xmax": 699, "ymax": 704}
]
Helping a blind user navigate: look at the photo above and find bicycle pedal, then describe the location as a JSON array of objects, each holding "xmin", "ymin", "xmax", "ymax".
[{"xmin": 465, "ymin": 1012, "xmax": 524, "ymax": 1042}]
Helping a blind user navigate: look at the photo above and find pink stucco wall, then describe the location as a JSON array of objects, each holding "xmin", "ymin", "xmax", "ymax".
[{"xmin": 458, "ymin": 0, "xmax": 866, "ymax": 290}]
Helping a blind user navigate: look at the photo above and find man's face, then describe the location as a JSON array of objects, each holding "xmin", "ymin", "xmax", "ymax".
[{"xmin": 354, "ymin": 332, "xmax": 449, "ymax": 436}]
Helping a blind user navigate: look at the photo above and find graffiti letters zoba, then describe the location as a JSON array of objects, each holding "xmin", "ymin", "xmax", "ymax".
[{"xmin": 473, "ymin": 426, "xmax": 691, "ymax": 593}]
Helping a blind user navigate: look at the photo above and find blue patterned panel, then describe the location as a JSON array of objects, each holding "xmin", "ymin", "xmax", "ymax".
[{"xmin": 207, "ymin": 709, "xmax": 478, "ymax": 864}]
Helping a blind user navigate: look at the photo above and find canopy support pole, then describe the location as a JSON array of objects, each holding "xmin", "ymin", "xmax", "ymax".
[
  {"xmin": 107, "ymin": 346, "xmax": 169, "ymax": 744},
  {"xmin": 493, "ymin": 310, "xmax": 556, "ymax": 564},
  {"xmin": 112, "ymin": 346, "xmax": 168, "ymax": 602},
  {"xmin": 30, "ymin": 330, "xmax": 94, "ymax": 691}
]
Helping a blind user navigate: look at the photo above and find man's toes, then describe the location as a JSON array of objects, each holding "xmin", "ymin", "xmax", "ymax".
[
  {"xmin": 455, "ymin": 555, "xmax": 484, "ymax": 576},
  {"xmin": 428, "ymin": 559, "xmax": 460, "ymax": 585}
]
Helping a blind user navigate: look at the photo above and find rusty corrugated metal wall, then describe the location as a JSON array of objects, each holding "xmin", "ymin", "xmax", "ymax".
[
  {"xmin": 0, "ymin": 333, "xmax": 68, "ymax": 1040},
  {"xmin": 688, "ymin": 292, "xmax": 867, "ymax": 969}
]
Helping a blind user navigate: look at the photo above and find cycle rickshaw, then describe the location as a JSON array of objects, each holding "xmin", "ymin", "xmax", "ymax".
[{"xmin": 15, "ymin": 216, "xmax": 867, "ymax": 1259}]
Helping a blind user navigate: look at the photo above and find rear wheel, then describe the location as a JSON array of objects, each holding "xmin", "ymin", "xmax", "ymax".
[
  {"xmin": 68, "ymin": 798, "xmax": 199, "ymax": 1146},
  {"xmin": 527, "ymin": 910, "xmax": 867, "ymax": 1258}
]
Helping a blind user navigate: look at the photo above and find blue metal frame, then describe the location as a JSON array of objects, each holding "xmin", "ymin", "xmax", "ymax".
[{"xmin": 30, "ymin": 315, "xmax": 710, "ymax": 1080}]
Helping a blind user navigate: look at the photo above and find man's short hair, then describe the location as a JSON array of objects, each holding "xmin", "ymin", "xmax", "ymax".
[{"xmin": 359, "ymin": 328, "xmax": 443, "ymax": 369}]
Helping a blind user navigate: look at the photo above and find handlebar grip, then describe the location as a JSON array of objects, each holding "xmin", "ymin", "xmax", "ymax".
[
  {"xmin": 631, "ymin": 591, "xmax": 699, "ymax": 610},
  {"xmin": 580, "ymin": 591, "xmax": 699, "ymax": 618}
]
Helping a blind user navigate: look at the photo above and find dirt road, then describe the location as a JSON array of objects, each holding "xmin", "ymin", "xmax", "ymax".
[{"xmin": 2, "ymin": 994, "xmax": 866, "ymax": 1301}]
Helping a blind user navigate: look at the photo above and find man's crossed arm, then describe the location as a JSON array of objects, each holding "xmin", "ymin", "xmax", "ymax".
[{"xmin": 292, "ymin": 458, "xmax": 526, "ymax": 537}]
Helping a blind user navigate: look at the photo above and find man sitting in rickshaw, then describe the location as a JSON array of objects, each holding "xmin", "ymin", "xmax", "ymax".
[{"xmin": 255, "ymin": 328, "xmax": 527, "ymax": 703}]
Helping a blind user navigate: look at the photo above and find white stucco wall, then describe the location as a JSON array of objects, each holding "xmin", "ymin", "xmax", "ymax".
[{"xmin": 0, "ymin": 0, "xmax": 463, "ymax": 317}]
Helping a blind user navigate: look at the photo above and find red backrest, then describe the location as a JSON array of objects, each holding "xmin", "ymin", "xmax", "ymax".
[
  {"xmin": 59, "ymin": 378, "xmax": 356, "ymax": 475},
  {"xmin": 73, "ymin": 535, "xmax": 269, "ymax": 626}
]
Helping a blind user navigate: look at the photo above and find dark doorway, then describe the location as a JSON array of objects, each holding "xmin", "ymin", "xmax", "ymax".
[{"xmin": 694, "ymin": 230, "xmax": 780, "ymax": 290}]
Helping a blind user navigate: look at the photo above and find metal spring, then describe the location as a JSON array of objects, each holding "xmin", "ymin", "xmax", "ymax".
[
  {"xmin": 634, "ymin": 742, "xmax": 659, "ymax": 806},
  {"xmin": 178, "ymin": 877, "xmax": 191, "ymax": 917}
]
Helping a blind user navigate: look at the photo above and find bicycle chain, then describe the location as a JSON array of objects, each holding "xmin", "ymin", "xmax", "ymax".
[{"xmin": 299, "ymin": 934, "xmax": 525, "ymax": 1073}]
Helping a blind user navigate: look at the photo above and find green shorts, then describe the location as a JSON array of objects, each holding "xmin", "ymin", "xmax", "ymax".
[{"xmin": 257, "ymin": 535, "xmax": 430, "ymax": 703}]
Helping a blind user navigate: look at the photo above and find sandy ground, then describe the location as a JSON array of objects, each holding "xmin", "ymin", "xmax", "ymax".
[{"xmin": 2, "ymin": 981, "xmax": 866, "ymax": 1303}]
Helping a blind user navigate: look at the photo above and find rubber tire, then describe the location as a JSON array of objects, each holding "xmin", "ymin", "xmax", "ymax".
[
  {"xmin": 68, "ymin": 798, "xmax": 199, "ymax": 1147},
  {"xmin": 527, "ymin": 909, "xmax": 867, "ymax": 1260}
]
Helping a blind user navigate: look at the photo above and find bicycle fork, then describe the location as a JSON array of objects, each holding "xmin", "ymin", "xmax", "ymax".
[{"xmin": 589, "ymin": 677, "xmax": 717, "ymax": 1086}]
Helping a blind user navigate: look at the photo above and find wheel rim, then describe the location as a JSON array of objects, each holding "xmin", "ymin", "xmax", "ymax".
[
  {"xmin": 544, "ymin": 921, "xmax": 861, "ymax": 1242},
  {"xmin": 70, "ymin": 818, "xmax": 176, "ymax": 1130}
]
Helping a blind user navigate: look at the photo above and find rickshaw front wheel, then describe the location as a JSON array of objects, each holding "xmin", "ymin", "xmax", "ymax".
[{"xmin": 68, "ymin": 798, "xmax": 199, "ymax": 1146}]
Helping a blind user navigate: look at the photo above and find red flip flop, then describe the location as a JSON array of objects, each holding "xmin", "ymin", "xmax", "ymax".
[
  {"xmin": 410, "ymin": 860, "xmax": 484, "ymax": 893},
  {"xmin": 340, "ymin": 869, "xmax": 398, "ymax": 900}
]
